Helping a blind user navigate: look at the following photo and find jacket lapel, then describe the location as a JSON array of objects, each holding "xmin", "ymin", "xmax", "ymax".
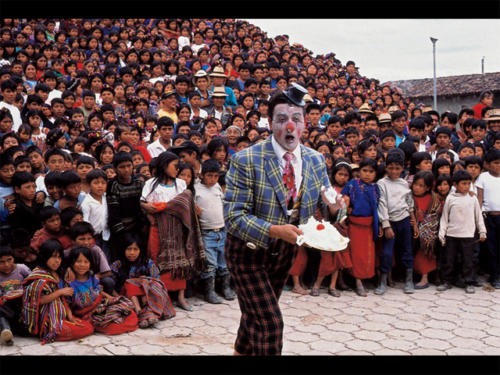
[{"xmin": 264, "ymin": 139, "xmax": 288, "ymax": 215}]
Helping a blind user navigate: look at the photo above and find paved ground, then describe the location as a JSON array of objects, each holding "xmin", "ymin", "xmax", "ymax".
[{"xmin": 3, "ymin": 280, "xmax": 500, "ymax": 356}]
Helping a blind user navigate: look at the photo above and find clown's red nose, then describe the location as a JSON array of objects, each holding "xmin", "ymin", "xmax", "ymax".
[{"xmin": 286, "ymin": 122, "xmax": 295, "ymax": 132}]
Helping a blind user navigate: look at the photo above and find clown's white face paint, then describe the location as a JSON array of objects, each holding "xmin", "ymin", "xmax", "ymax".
[{"xmin": 270, "ymin": 103, "xmax": 305, "ymax": 151}]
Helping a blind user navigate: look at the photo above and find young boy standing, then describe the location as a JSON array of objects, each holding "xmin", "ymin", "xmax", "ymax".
[
  {"xmin": 8, "ymin": 172, "xmax": 43, "ymax": 236},
  {"xmin": 438, "ymin": 170, "xmax": 487, "ymax": 293},
  {"xmin": 475, "ymin": 149, "xmax": 500, "ymax": 288},
  {"xmin": 194, "ymin": 159, "xmax": 235, "ymax": 304},
  {"xmin": 107, "ymin": 152, "xmax": 145, "ymax": 261},
  {"xmin": 81, "ymin": 169, "xmax": 110, "ymax": 261},
  {"xmin": 376, "ymin": 151, "xmax": 418, "ymax": 295}
]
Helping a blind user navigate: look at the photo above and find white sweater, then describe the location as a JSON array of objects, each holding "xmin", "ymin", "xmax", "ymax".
[{"xmin": 438, "ymin": 191, "xmax": 486, "ymax": 243}]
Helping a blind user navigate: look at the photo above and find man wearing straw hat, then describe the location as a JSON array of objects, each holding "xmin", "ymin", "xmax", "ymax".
[
  {"xmin": 224, "ymin": 83, "xmax": 342, "ymax": 355},
  {"xmin": 209, "ymin": 65, "xmax": 237, "ymax": 109}
]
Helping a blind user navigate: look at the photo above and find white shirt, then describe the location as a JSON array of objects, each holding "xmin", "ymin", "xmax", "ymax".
[
  {"xmin": 0, "ymin": 102, "xmax": 22, "ymax": 132},
  {"xmin": 81, "ymin": 193, "xmax": 110, "ymax": 240},
  {"xmin": 141, "ymin": 177, "xmax": 186, "ymax": 203},
  {"xmin": 194, "ymin": 182, "xmax": 225, "ymax": 230},
  {"xmin": 190, "ymin": 108, "xmax": 208, "ymax": 120},
  {"xmin": 46, "ymin": 89, "xmax": 62, "ymax": 105},
  {"xmin": 147, "ymin": 138, "xmax": 170, "ymax": 158},
  {"xmin": 475, "ymin": 171, "xmax": 500, "ymax": 212},
  {"xmin": 271, "ymin": 135, "xmax": 303, "ymax": 197}
]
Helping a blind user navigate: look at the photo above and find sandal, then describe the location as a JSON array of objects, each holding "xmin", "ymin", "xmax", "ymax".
[
  {"xmin": 328, "ymin": 288, "xmax": 341, "ymax": 297},
  {"xmin": 310, "ymin": 287, "xmax": 320, "ymax": 296},
  {"xmin": 139, "ymin": 320, "xmax": 149, "ymax": 329},
  {"xmin": 292, "ymin": 286, "xmax": 309, "ymax": 295},
  {"xmin": 355, "ymin": 287, "xmax": 368, "ymax": 297}
]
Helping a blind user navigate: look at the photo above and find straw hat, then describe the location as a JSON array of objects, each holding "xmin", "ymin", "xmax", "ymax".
[
  {"xmin": 358, "ymin": 103, "xmax": 373, "ymax": 114},
  {"xmin": 212, "ymin": 86, "xmax": 227, "ymax": 97},
  {"xmin": 192, "ymin": 70, "xmax": 208, "ymax": 84},
  {"xmin": 378, "ymin": 113, "xmax": 392, "ymax": 124},
  {"xmin": 485, "ymin": 108, "xmax": 500, "ymax": 121},
  {"xmin": 209, "ymin": 65, "xmax": 228, "ymax": 78}
]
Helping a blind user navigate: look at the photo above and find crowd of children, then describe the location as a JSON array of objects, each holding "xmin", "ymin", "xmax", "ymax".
[{"xmin": 0, "ymin": 18, "xmax": 499, "ymax": 347}]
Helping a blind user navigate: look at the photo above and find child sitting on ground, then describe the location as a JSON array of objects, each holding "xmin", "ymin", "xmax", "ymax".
[
  {"xmin": 30, "ymin": 207, "xmax": 73, "ymax": 252},
  {"xmin": 110, "ymin": 233, "xmax": 175, "ymax": 329},
  {"xmin": 22, "ymin": 239, "xmax": 94, "ymax": 344},
  {"xmin": 66, "ymin": 246, "xmax": 138, "ymax": 335}
]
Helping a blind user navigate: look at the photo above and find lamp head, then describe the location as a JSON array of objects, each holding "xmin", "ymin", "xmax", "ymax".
[{"xmin": 430, "ymin": 37, "xmax": 438, "ymax": 43}]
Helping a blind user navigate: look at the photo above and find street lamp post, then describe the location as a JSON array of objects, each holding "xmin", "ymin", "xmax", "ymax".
[{"xmin": 430, "ymin": 37, "xmax": 438, "ymax": 111}]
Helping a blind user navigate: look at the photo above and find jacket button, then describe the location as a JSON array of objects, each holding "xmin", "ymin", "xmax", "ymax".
[{"xmin": 246, "ymin": 242, "xmax": 257, "ymax": 250}]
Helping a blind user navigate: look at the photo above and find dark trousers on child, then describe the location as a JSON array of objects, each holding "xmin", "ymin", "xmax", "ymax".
[
  {"xmin": 441, "ymin": 236, "xmax": 475, "ymax": 285},
  {"xmin": 379, "ymin": 216, "xmax": 413, "ymax": 273},
  {"xmin": 485, "ymin": 214, "xmax": 500, "ymax": 283}
]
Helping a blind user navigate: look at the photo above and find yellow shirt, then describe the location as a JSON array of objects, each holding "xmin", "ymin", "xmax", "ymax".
[{"xmin": 157, "ymin": 109, "xmax": 178, "ymax": 124}]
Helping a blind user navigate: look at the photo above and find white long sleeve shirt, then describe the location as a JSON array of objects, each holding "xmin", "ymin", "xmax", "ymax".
[
  {"xmin": 377, "ymin": 176, "xmax": 414, "ymax": 228},
  {"xmin": 438, "ymin": 191, "xmax": 486, "ymax": 242}
]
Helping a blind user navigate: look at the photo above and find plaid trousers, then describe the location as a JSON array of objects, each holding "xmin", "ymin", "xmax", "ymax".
[{"xmin": 225, "ymin": 233, "xmax": 298, "ymax": 356}]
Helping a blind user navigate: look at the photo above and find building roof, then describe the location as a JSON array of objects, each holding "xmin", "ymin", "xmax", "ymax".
[{"xmin": 386, "ymin": 72, "xmax": 500, "ymax": 99}]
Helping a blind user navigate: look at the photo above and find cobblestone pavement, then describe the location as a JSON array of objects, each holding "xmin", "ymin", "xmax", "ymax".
[{"xmin": 3, "ymin": 280, "xmax": 500, "ymax": 355}]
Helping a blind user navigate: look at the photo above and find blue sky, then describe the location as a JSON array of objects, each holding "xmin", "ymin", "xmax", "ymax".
[{"xmin": 245, "ymin": 19, "xmax": 500, "ymax": 83}]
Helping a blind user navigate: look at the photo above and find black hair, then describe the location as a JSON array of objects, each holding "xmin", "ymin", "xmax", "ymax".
[
  {"xmin": 157, "ymin": 116, "xmax": 175, "ymax": 130},
  {"xmin": 76, "ymin": 155, "xmax": 95, "ymax": 168},
  {"xmin": 436, "ymin": 149, "xmax": 455, "ymax": 163},
  {"xmin": 60, "ymin": 207, "xmax": 82, "ymax": 228},
  {"xmin": 68, "ymin": 245, "xmax": 95, "ymax": 274},
  {"xmin": 463, "ymin": 155, "xmax": 483, "ymax": 168},
  {"xmin": 457, "ymin": 142, "xmax": 475, "ymax": 154},
  {"xmin": 452, "ymin": 170, "xmax": 472, "ymax": 184},
  {"xmin": 207, "ymin": 137, "xmax": 228, "ymax": 159},
  {"xmin": 435, "ymin": 127, "xmax": 452, "ymax": 138},
  {"xmin": 11, "ymin": 171, "xmax": 35, "ymax": 188},
  {"xmin": 432, "ymin": 158, "xmax": 452, "ymax": 177},
  {"xmin": 37, "ymin": 239, "xmax": 64, "ymax": 274},
  {"xmin": 0, "ymin": 245, "xmax": 14, "ymax": 259},
  {"xmin": 44, "ymin": 171, "xmax": 62, "ymax": 188},
  {"xmin": 471, "ymin": 119, "xmax": 487, "ymax": 130},
  {"xmin": 359, "ymin": 157, "xmax": 378, "ymax": 171},
  {"xmin": 408, "ymin": 117, "xmax": 425, "ymax": 130},
  {"xmin": 40, "ymin": 206, "xmax": 59, "ymax": 223},
  {"xmin": 85, "ymin": 168, "xmax": 107, "ymax": 185},
  {"xmin": 440, "ymin": 111, "xmax": 458, "ymax": 125},
  {"xmin": 201, "ymin": 159, "xmax": 221, "ymax": 175},
  {"xmin": 391, "ymin": 110, "xmax": 407, "ymax": 122},
  {"xmin": 330, "ymin": 158, "xmax": 352, "ymax": 186},
  {"xmin": 0, "ymin": 152, "xmax": 13, "ymax": 170},
  {"xmin": 149, "ymin": 151, "xmax": 179, "ymax": 195},
  {"xmin": 397, "ymin": 140, "xmax": 416, "ymax": 164},
  {"xmin": 44, "ymin": 147, "xmax": 66, "ymax": 163},
  {"xmin": 409, "ymin": 152, "xmax": 432, "ymax": 175},
  {"xmin": 59, "ymin": 171, "xmax": 81, "ymax": 188},
  {"xmin": 485, "ymin": 148, "xmax": 500, "ymax": 163},
  {"xmin": 434, "ymin": 173, "xmax": 452, "ymax": 194},
  {"xmin": 177, "ymin": 162, "xmax": 195, "ymax": 192},
  {"xmin": 412, "ymin": 170, "xmax": 434, "ymax": 191},
  {"xmin": 386, "ymin": 151, "xmax": 405, "ymax": 167},
  {"xmin": 69, "ymin": 221, "xmax": 95, "ymax": 240},
  {"xmin": 112, "ymin": 151, "xmax": 133, "ymax": 168},
  {"xmin": 344, "ymin": 126, "xmax": 359, "ymax": 137}
]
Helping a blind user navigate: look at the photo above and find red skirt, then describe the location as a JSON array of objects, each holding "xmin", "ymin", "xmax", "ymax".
[
  {"xmin": 348, "ymin": 216, "xmax": 376, "ymax": 279},
  {"xmin": 54, "ymin": 318, "xmax": 94, "ymax": 342},
  {"xmin": 318, "ymin": 249, "xmax": 352, "ymax": 277},
  {"xmin": 148, "ymin": 225, "xmax": 186, "ymax": 291},
  {"xmin": 414, "ymin": 249, "xmax": 437, "ymax": 275},
  {"xmin": 288, "ymin": 246, "xmax": 307, "ymax": 276}
]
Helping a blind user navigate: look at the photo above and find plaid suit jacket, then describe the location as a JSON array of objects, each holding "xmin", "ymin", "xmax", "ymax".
[{"xmin": 224, "ymin": 137, "xmax": 331, "ymax": 250}]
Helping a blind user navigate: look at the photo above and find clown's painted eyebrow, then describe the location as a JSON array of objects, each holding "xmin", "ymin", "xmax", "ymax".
[{"xmin": 276, "ymin": 111, "xmax": 303, "ymax": 121}]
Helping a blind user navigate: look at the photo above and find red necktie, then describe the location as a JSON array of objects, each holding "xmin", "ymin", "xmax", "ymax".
[{"xmin": 283, "ymin": 152, "xmax": 297, "ymax": 206}]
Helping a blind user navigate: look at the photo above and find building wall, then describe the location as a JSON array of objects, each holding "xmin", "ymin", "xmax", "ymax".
[{"xmin": 412, "ymin": 94, "xmax": 500, "ymax": 114}]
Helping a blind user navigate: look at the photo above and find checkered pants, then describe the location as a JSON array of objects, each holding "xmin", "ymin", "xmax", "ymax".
[{"xmin": 224, "ymin": 233, "xmax": 298, "ymax": 355}]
